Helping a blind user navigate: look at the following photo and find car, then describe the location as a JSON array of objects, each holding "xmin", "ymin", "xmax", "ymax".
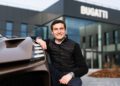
[{"xmin": 0, "ymin": 37, "xmax": 50, "ymax": 86}]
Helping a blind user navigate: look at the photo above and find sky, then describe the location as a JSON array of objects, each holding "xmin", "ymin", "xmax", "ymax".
[
  {"xmin": 0, "ymin": 0, "xmax": 59, "ymax": 11},
  {"xmin": 0, "ymin": 0, "xmax": 120, "ymax": 11}
]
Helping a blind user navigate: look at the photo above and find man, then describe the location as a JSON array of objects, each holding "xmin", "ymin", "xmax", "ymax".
[{"xmin": 36, "ymin": 20, "xmax": 88, "ymax": 86}]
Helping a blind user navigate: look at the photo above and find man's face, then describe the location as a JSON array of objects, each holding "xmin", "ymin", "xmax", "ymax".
[{"xmin": 52, "ymin": 23, "xmax": 66, "ymax": 40}]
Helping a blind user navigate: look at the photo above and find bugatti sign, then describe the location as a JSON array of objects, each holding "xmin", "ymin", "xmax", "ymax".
[{"xmin": 80, "ymin": 5, "xmax": 108, "ymax": 19}]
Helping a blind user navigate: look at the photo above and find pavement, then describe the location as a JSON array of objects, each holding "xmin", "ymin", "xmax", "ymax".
[{"xmin": 81, "ymin": 69, "xmax": 120, "ymax": 86}]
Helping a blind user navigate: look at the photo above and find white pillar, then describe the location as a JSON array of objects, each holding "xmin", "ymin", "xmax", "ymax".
[{"xmin": 98, "ymin": 24, "xmax": 102, "ymax": 68}]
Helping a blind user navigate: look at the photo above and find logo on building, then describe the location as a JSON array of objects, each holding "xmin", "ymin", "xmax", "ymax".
[{"xmin": 80, "ymin": 5, "xmax": 108, "ymax": 19}]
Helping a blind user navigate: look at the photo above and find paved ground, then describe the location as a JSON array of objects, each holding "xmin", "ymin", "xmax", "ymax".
[{"xmin": 81, "ymin": 69, "xmax": 120, "ymax": 86}]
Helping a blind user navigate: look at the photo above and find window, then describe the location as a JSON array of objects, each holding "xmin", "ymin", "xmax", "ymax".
[
  {"xmin": 113, "ymin": 30, "xmax": 118, "ymax": 44},
  {"xmin": 104, "ymin": 32, "xmax": 109, "ymax": 45},
  {"xmin": 106, "ymin": 32, "xmax": 109, "ymax": 45},
  {"xmin": 20, "ymin": 23, "xmax": 28, "ymax": 37},
  {"xmin": 5, "ymin": 21, "xmax": 13, "ymax": 37},
  {"xmin": 82, "ymin": 36, "xmax": 86, "ymax": 43},
  {"xmin": 34, "ymin": 26, "xmax": 44, "ymax": 38},
  {"xmin": 89, "ymin": 35, "xmax": 93, "ymax": 47},
  {"xmin": 96, "ymin": 34, "xmax": 98, "ymax": 46}
]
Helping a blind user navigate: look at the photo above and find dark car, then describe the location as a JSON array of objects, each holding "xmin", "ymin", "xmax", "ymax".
[{"xmin": 0, "ymin": 37, "xmax": 50, "ymax": 86}]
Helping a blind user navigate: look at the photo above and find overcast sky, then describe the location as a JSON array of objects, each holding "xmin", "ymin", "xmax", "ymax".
[
  {"xmin": 0, "ymin": 0, "xmax": 59, "ymax": 11},
  {"xmin": 0, "ymin": 0, "xmax": 120, "ymax": 11}
]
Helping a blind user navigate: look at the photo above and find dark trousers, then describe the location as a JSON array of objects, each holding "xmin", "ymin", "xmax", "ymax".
[{"xmin": 49, "ymin": 65, "xmax": 82, "ymax": 86}]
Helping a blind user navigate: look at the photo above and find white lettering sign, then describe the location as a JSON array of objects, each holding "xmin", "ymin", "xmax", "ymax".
[{"xmin": 80, "ymin": 5, "xmax": 108, "ymax": 19}]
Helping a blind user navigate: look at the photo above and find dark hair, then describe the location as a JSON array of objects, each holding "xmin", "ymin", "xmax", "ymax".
[{"xmin": 51, "ymin": 20, "xmax": 66, "ymax": 31}]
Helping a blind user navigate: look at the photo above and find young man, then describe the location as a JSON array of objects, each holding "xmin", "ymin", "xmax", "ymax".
[{"xmin": 36, "ymin": 20, "xmax": 88, "ymax": 86}]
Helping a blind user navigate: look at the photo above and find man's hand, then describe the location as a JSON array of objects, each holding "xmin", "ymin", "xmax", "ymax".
[
  {"xmin": 36, "ymin": 37, "xmax": 47, "ymax": 50},
  {"xmin": 59, "ymin": 72, "xmax": 73, "ymax": 85}
]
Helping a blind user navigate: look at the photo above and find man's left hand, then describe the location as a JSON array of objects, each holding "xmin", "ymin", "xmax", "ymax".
[{"xmin": 59, "ymin": 73, "xmax": 73, "ymax": 85}]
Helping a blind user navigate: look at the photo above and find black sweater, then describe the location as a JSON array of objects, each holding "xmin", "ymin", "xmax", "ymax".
[{"xmin": 46, "ymin": 37, "xmax": 88, "ymax": 77}]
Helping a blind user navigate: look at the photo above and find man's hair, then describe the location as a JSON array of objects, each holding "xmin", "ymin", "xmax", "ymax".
[{"xmin": 51, "ymin": 20, "xmax": 66, "ymax": 31}]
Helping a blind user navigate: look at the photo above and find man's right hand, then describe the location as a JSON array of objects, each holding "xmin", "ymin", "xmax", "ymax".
[{"xmin": 36, "ymin": 37, "xmax": 47, "ymax": 50}]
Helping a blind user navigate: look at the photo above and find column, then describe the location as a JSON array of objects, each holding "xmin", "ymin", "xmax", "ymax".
[{"xmin": 98, "ymin": 23, "xmax": 102, "ymax": 68}]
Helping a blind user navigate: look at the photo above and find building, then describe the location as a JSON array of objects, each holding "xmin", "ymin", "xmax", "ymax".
[{"xmin": 0, "ymin": 0, "xmax": 120, "ymax": 68}]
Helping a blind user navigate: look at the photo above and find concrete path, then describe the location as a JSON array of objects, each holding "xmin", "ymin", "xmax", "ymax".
[{"xmin": 81, "ymin": 69, "xmax": 120, "ymax": 86}]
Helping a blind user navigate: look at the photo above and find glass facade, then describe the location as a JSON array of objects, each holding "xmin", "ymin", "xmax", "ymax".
[
  {"xmin": 65, "ymin": 18, "xmax": 80, "ymax": 44},
  {"xmin": 62, "ymin": 16, "xmax": 120, "ymax": 68},
  {"xmin": 33, "ymin": 26, "xmax": 48, "ymax": 39}
]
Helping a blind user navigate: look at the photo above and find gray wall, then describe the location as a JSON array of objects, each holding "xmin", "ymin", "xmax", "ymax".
[{"xmin": 0, "ymin": 5, "xmax": 44, "ymax": 36}]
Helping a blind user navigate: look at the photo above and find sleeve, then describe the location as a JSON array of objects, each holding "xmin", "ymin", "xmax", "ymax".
[
  {"xmin": 72, "ymin": 43, "xmax": 88, "ymax": 77},
  {"xmin": 45, "ymin": 39, "xmax": 50, "ymax": 52}
]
